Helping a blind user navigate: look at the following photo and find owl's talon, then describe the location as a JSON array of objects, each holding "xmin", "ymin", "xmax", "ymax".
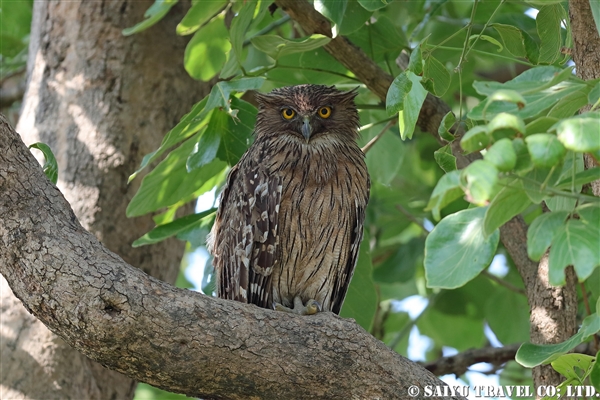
[{"xmin": 274, "ymin": 296, "xmax": 322, "ymax": 315}]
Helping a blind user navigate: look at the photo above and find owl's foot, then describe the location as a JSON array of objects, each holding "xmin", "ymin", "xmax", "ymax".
[{"xmin": 274, "ymin": 296, "xmax": 322, "ymax": 315}]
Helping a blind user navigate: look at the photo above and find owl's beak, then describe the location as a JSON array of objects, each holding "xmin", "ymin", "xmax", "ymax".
[{"xmin": 301, "ymin": 116, "xmax": 312, "ymax": 141}]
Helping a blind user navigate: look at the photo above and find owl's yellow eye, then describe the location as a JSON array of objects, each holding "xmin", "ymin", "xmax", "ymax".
[
  {"xmin": 282, "ymin": 108, "xmax": 296, "ymax": 120},
  {"xmin": 318, "ymin": 106, "xmax": 332, "ymax": 118}
]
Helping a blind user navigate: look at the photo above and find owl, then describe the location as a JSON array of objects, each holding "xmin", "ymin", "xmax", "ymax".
[{"xmin": 207, "ymin": 85, "xmax": 370, "ymax": 315}]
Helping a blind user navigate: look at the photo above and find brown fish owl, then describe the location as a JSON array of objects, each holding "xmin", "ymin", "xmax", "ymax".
[{"xmin": 207, "ymin": 85, "xmax": 370, "ymax": 315}]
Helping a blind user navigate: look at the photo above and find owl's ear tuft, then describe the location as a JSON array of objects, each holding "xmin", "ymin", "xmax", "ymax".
[
  {"xmin": 337, "ymin": 87, "xmax": 359, "ymax": 104},
  {"xmin": 255, "ymin": 92, "xmax": 276, "ymax": 108},
  {"xmin": 254, "ymin": 92, "xmax": 267, "ymax": 105}
]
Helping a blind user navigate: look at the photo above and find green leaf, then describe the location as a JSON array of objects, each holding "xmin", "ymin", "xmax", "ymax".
[
  {"xmin": 527, "ymin": 211, "xmax": 569, "ymax": 261},
  {"xmin": 523, "ymin": 29, "xmax": 540, "ymax": 65},
  {"xmin": 408, "ymin": 44, "xmax": 423, "ymax": 76},
  {"xmin": 426, "ymin": 170, "xmax": 464, "ymax": 221},
  {"xmin": 386, "ymin": 71, "xmax": 427, "ymax": 140},
  {"xmin": 591, "ymin": 0, "xmax": 600, "ymax": 37},
  {"xmin": 425, "ymin": 207, "xmax": 500, "ymax": 289},
  {"xmin": 438, "ymin": 111, "xmax": 456, "ymax": 142},
  {"xmin": 549, "ymin": 220, "xmax": 600, "ymax": 285},
  {"xmin": 340, "ymin": 232, "xmax": 377, "ymax": 331},
  {"xmin": 127, "ymin": 135, "xmax": 227, "ymax": 217},
  {"xmin": 461, "ymin": 160, "xmax": 499, "ymax": 205},
  {"xmin": 130, "ymin": 77, "xmax": 264, "ymax": 182},
  {"xmin": 489, "ymin": 89, "xmax": 527, "ymax": 110},
  {"xmin": 338, "ymin": 0, "xmax": 372, "ymax": 35},
  {"xmin": 184, "ymin": 15, "xmax": 231, "ymax": 81},
  {"xmin": 209, "ymin": 77, "xmax": 265, "ymax": 116},
  {"xmin": 525, "ymin": 116, "xmax": 559, "ymax": 135},
  {"xmin": 547, "ymin": 88, "xmax": 590, "ymax": 119},
  {"xmin": 591, "ymin": 350, "xmax": 600, "ymax": 392},
  {"xmin": 176, "ymin": 0, "xmax": 226, "ymax": 35},
  {"xmin": 546, "ymin": 196, "xmax": 577, "ymax": 213},
  {"xmin": 357, "ymin": 0, "xmax": 388, "ymax": 11},
  {"xmin": 423, "ymin": 55, "xmax": 451, "ymax": 97},
  {"xmin": 386, "ymin": 72, "xmax": 411, "ymax": 115},
  {"xmin": 513, "ymin": 138, "xmax": 533, "ymax": 174},
  {"xmin": 434, "ymin": 145, "xmax": 457, "ymax": 173},
  {"xmin": 314, "ymin": 0, "xmax": 348, "ymax": 34},
  {"xmin": 577, "ymin": 203, "xmax": 600, "ymax": 226},
  {"xmin": 473, "ymin": 66, "xmax": 565, "ymax": 96},
  {"xmin": 521, "ymin": 166, "xmax": 559, "ymax": 203},
  {"xmin": 555, "ymin": 168, "xmax": 600, "ymax": 190},
  {"xmin": 551, "ymin": 354, "xmax": 596, "ymax": 383},
  {"xmin": 365, "ymin": 126, "xmax": 404, "ymax": 185},
  {"xmin": 484, "ymin": 138, "xmax": 517, "ymax": 171},
  {"xmin": 251, "ymin": 34, "xmax": 331, "ymax": 60},
  {"xmin": 516, "ymin": 313, "xmax": 600, "ymax": 367},
  {"xmin": 373, "ymin": 238, "xmax": 424, "ymax": 283},
  {"xmin": 461, "ymin": 126, "xmax": 490, "ymax": 154},
  {"xmin": 537, "ymin": 4, "xmax": 565, "ymax": 64},
  {"xmin": 132, "ymin": 208, "xmax": 216, "ymax": 247},
  {"xmin": 418, "ymin": 308, "xmax": 486, "ymax": 351},
  {"xmin": 492, "ymin": 23, "xmax": 527, "ymax": 58},
  {"xmin": 469, "ymin": 67, "xmax": 582, "ymax": 120},
  {"xmin": 484, "ymin": 181, "xmax": 532, "ymax": 237},
  {"xmin": 469, "ymin": 34, "xmax": 503, "ymax": 52},
  {"xmin": 347, "ymin": 15, "xmax": 407, "ymax": 62},
  {"xmin": 589, "ymin": 81, "xmax": 600, "ymax": 107},
  {"xmin": 122, "ymin": 0, "xmax": 178, "ymax": 36},
  {"xmin": 215, "ymin": 98, "xmax": 257, "ymax": 165},
  {"xmin": 29, "ymin": 143, "xmax": 58, "ymax": 185},
  {"xmin": 0, "ymin": 1, "xmax": 32, "ymax": 58},
  {"xmin": 229, "ymin": 0, "xmax": 257, "ymax": 66},
  {"xmin": 486, "ymin": 287, "xmax": 530, "ymax": 344},
  {"xmin": 552, "ymin": 113, "xmax": 600, "ymax": 152},
  {"xmin": 525, "ymin": 133, "xmax": 566, "ymax": 168},
  {"xmin": 129, "ymin": 96, "xmax": 210, "ymax": 182},
  {"xmin": 488, "ymin": 112, "xmax": 526, "ymax": 140},
  {"xmin": 186, "ymin": 113, "xmax": 222, "ymax": 171}
]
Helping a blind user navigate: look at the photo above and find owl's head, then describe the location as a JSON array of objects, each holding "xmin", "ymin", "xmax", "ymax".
[{"xmin": 254, "ymin": 85, "xmax": 360, "ymax": 144}]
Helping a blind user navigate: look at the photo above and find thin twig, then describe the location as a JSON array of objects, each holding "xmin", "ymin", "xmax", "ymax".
[
  {"xmin": 361, "ymin": 119, "xmax": 396, "ymax": 154},
  {"xmin": 243, "ymin": 15, "xmax": 291, "ymax": 46},
  {"xmin": 388, "ymin": 294, "xmax": 436, "ymax": 351},
  {"xmin": 395, "ymin": 204, "xmax": 429, "ymax": 234},
  {"xmin": 481, "ymin": 270, "xmax": 526, "ymax": 296},
  {"xmin": 423, "ymin": 344, "xmax": 521, "ymax": 376}
]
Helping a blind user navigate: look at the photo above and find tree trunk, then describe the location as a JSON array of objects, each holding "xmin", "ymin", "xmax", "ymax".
[
  {"xmin": 1, "ymin": 1, "xmax": 208, "ymax": 399},
  {"xmin": 570, "ymin": 0, "xmax": 600, "ymax": 197}
]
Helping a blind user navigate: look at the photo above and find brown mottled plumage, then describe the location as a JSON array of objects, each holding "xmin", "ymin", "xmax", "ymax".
[{"xmin": 207, "ymin": 85, "xmax": 370, "ymax": 314}]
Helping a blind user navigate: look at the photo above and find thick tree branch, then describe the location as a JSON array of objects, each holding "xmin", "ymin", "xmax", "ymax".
[
  {"xmin": 0, "ymin": 114, "xmax": 465, "ymax": 400},
  {"xmin": 423, "ymin": 344, "xmax": 521, "ymax": 377}
]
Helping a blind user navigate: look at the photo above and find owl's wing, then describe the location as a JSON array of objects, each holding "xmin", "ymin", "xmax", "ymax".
[
  {"xmin": 212, "ymin": 159, "xmax": 281, "ymax": 309},
  {"xmin": 330, "ymin": 199, "xmax": 368, "ymax": 315},
  {"xmin": 246, "ymin": 168, "xmax": 282, "ymax": 308}
]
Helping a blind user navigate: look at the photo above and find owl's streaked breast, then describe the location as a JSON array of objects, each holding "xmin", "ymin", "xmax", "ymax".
[{"xmin": 261, "ymin": 138, "xmax": 369, "ymax": 312}]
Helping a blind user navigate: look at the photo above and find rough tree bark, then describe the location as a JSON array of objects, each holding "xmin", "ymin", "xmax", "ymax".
[
  {"xmin": 570, "ymin": 0, "xmax": 600, "ymax": 197},
  {"xmin": 1, "ymin": 1, "xmax": 207, "ymax": 399},
  {"xmin": 0, "ymin": 115, "xmax": 465, "ymax": 400}
]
